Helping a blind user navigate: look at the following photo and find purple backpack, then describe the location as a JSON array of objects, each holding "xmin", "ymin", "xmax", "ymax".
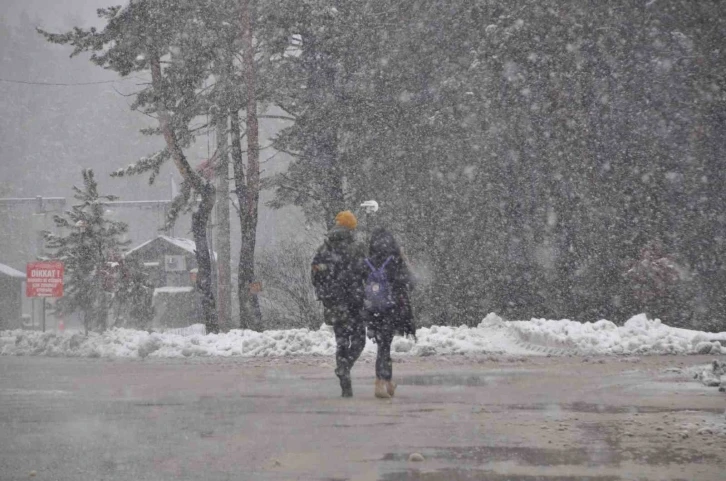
[{"xmin": 364, "ymin": 256, "xmax": 395, "ymax": 313}]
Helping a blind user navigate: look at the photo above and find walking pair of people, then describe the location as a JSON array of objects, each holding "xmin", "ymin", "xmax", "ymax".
[{"xmin": 311, "ymin": 210, "xmax": 416, "ymax": 398}]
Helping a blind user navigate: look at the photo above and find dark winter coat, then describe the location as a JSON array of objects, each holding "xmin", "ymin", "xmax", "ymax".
[
  {"xmin": 312, "ymin": 225, "xmax": 367, "ymax": 314},
  {"xmin": 364, "ymin": 228, "xmax": 416, "ymax": 339}
]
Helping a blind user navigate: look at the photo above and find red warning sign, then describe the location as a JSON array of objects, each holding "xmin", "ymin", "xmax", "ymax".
[{"xmin": 26, "ymin": 261, "xmax": 64, "ymax": 298}]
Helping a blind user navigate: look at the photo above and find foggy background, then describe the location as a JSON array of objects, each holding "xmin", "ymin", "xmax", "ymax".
[
  {"xmin": 2, "ymin": 0, "xmax": 725, "ymax": 332},
  {"xmin": 0, "ymin": 0, "xmax": 302, "ymax": 266}
]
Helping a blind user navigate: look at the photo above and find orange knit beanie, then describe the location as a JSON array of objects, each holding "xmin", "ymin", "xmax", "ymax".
[{"xmin": 335, "ymin": 210, "xmax": 358, "ymax": 230}]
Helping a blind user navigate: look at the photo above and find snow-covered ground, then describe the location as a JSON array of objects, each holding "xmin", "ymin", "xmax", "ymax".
[
  {"xmin": 692, "ymin": 359, "xmax": 726, "ymax": 392},
  {"xmin": 1, "ymin": 313, "xmax": 725, "ymax": 359}
]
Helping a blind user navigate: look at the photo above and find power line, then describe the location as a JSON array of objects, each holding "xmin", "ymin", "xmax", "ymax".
[{"xmin": 0, "ymin": 77, "xmax": 132, "ymax": 86}]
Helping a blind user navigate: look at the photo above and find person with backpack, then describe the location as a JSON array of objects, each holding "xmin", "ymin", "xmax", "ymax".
[
  {"xmin": 311, "ymin": 210, "xmax": 368, "ymax": 397},
  {"xmin": 363, "ymin": 227, "xmax": 416, "ymax": 399}
]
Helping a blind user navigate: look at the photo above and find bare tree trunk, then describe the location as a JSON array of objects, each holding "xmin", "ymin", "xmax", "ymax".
[
  {"xmin": 192, "ymin": 187, "xmax": 218, "ymax": 333},
  {"xmin": 231, "ymin": 112, "xmax": 260, "ymax": 330},
  {"xmin": 241, "ymin": 0, "xmax": 260, "ymax": 241},
  {"xmin": 236, "ymin": 0, "xmax": 262, "ymax": 330},
  {"xmin": 215, "ymin": 113, "xmax": 231, "ymax": 331},
  {"xmin": 150, "ymin": 54, "xmax": 219, "ymax": 333}
]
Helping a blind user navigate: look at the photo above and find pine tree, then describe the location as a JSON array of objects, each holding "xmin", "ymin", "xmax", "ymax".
[
  {"xmin": 40, "ymin": 1, "xmax": 223, "ymax": 332},
  {"xmin": 44, "ymin": 170, "xmax": 130, "ymax": 334},
  {"xmin": 112, "ymin": 256, "xmax": 155, "ymax": 329},
  {"xmin": 41, "ymin": 0, "xmax": 275, "ymax": 332}
]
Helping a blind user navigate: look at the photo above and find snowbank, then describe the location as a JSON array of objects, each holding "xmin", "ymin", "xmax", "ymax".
[
  {"xmin": 1, "ymin": 313, "xmax": 724, "ymax": 359},
  {"xmin": 507, "ymin": 314, "xmax": 726, "ymax": 356},
  {"xmin": 0, "ymin": 326, "xmax": 340, "ymax": 359}
]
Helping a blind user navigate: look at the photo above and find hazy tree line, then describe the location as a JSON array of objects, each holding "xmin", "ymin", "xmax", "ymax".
[
  {"xmin": 264, "ymin": 0, "xmax": 726, "ymax": 329},
  {"xmin": 33, "ymin": 0, "xmax": 726, "ymax": 331}
]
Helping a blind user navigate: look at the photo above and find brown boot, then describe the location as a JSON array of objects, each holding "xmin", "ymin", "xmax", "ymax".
[
  {"xmin": 375, "ymin": 378, "xmax": 391, "ymax": 399},
  {"xmin": 385, "ymin": 380, "xmax": 397, "ymax": 397}
]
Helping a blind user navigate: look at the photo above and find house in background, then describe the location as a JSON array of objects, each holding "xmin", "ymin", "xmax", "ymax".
[
  {"xmin": 124, "ymin": 235, "xmax": 201, "ymax": 288},
  {"xmin": 124, "ymin": 236, "xmax": 215, "ymax": 328},
  {"xmin": 0, "ymin": 262, "xmax": 25, "ymax": 329}
]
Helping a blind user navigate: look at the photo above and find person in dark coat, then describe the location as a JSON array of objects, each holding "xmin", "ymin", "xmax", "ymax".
[
  {"xmin": 311, "ymin": 210, "xmax": 368, "ymax": 397},
  {"xmin": 363, "ymin": 227, "xmax": 416, "ymax": 399}
]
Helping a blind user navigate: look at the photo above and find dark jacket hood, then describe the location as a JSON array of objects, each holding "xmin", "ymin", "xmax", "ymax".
[{"xmin": 369, "ymin": 228, "xmax": 399, "ymax": 264}]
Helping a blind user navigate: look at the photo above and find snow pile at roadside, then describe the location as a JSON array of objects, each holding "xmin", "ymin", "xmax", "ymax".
[
  {"xmin": 0, "ymin": 322, "xmax": 504, "ymax": 359},
  {"xmin": 393, "ymin": 313, "xmax": 539, "ymax": 357},
  {"xmin": 0, "ymin": 326, "xmax": 341, "ymax": 359},
  {"xmin": 507, "ymin": 313, "xmax": 726, "ymax": 356},
  {"xmin": 694, "ymin": 360, "xmax": 726, "ymax": 391},
  {"xmin": 1, "ymin": 312, "xmax": 724, "ymax": 359},
  {"xmin": 0, "ymin": 313, "xmax": 536, "ymax": 359},
  {"xmin": 159, "ymin": 324, "xmax": 207, "ymax": 337}
]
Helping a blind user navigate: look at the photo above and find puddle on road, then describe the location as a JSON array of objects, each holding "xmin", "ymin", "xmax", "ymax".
[
  {"xmin": 281, "ymin": 410, "xmax": 404, "ymax": 418},
  {"xmin": 382, "ymin": 445, "xmax": 608, "ymax": 467},
  {"xmin": 238, "ymin": 394, "xmax": 284, "ymax": 399},
  {"xmin": 133, "ymin": 401, "xmax": 185, "ymax": 407},
  {"xmin": 506, "ymin": 402, "xmax": 723, "ymax": 415},
  {"xmin": 396, "ymin": 370, "xmax": 531, "ymax": 387},
  {"xmin": 397, "ymin": 374, "xmax": 490, "ymax": 386},
  {"xmin": 0, "ymin": 389, "xmax": 73, "ymax": 397},
  {"xmin": 333, "ymin": 422, "xmax": 399, "ymax": 428},
  {"xmin": 380, "ymin": 434, "xmax": 720, "ymax": 479},
  {"xmin": 380, "ymin": 469, "xmax": 619, "ymax": 481},
  {"xmin": 634, "ymin": 381, "xmax": 717, "ymax": 394}
]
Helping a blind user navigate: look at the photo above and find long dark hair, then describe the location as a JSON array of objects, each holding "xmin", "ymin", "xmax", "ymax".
[{"xmin": 368, "ymin": 227, "xmax": 401, "ymax": 265}]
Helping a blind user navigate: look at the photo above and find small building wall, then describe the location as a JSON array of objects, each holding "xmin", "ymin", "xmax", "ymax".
[
  {"xmin": 0, "ymin": 276, "xmax": 23, "ymax": 329},
  {"xmin": 124, "ymin": 237, "xmax": 207, "ymax": 327},
  {"xmin": 152, "ymin": 287, "xmax": 199, "ymax": 328},
  {"xmin": 125, "ymin": 237, "xmax": 198, "ymax": 288}
]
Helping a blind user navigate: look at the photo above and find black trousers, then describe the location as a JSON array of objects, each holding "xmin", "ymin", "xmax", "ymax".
[{"xmin": 327, "ymin": 306, "xmax": 366, "ymax": 377}]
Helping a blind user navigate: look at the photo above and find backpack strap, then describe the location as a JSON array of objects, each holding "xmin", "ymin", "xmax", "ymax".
[
  {"xmin": 364, "ymin": 258, "xmax": 375, "ymax": 272},
  {"xmin": 365, "ymin": 256, "xmax": 394, "ymax": 272}
]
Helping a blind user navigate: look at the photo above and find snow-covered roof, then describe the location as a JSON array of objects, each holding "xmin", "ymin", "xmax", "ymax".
[
  {"xmin": 153, "ymin": 286, "xmax": 195, "ymax": 296},
  {"xmin": 160, "ymin": 236, "xmax": 198, "ymax": 253},
  {"xmin": 125, "ymin": 235, "xmax": 198, "ymax": 256},
  {"xmin": 0, "ymin": 262, "xmax": 25, "ymax": 279}
]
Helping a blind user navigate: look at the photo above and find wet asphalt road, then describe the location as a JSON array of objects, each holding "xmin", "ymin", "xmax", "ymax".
[{"xmin": 1, "ymin": 354, "xmax": 724, "ymax": 481}]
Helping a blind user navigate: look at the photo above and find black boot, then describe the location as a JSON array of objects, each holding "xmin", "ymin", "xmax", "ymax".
[
  {"xmin": 339, "ymin": 374, "xmax": 353, "ymax": 398},
  {"xmin": 336, "ymin": 365, "xmax": 353, "ymax": 397}
]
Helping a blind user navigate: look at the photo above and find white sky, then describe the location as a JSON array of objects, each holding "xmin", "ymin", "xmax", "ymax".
[{"xmin": 4, "ymin": 0, "xmax": 106, "ymax": 29}]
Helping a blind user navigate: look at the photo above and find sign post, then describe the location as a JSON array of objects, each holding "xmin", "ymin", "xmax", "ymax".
[{"xmin": 26, "ymin": 261, "xmax": 64, "ymax": 332}]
